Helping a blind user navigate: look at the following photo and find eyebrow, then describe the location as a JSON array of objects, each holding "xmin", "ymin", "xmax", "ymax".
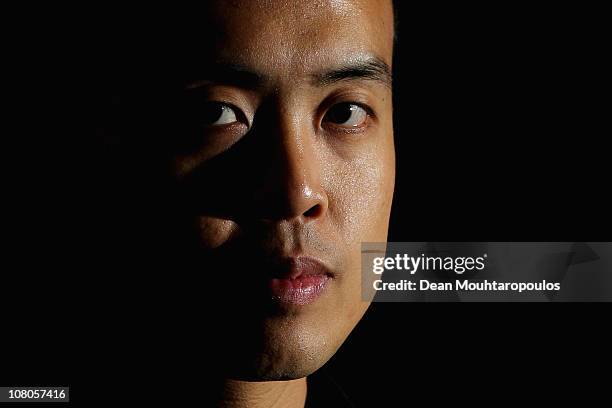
[
  {"xmin": 185, "ymin": 55, "xmax": 392, "ymax": 90},
  {"xmin": 185, "ymin": 64, "xmax": 266, "ymax": 90},
  {"xmin": 312, "ymin": 56, "xmax": 393, "ymax": 88}
]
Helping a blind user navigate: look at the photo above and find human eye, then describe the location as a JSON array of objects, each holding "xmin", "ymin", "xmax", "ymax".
[
  {"xmin": 173, "ymin": 98, "xmax": 249, "ymax": 159},
  {"xmin": 202, "ymin": 102, "xmax": 242, "ymax": 126},
  {"xmin": 322, "ymin": 102, "xmax": 371, "ymax": 131}
]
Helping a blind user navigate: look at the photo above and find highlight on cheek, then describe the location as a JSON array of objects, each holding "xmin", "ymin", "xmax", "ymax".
[{"xmin": 196, "ymin": 217, "xmax": 237, "ymax": 249}]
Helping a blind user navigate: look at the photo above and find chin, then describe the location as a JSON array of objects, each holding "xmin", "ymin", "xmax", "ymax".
[
  {"xmin": 230, "ymin": 356, "xmax": 330, "ymax": 382},
  {"xmin": 222, "ymin": 317, "xmax": 345, "ymax": 382}
]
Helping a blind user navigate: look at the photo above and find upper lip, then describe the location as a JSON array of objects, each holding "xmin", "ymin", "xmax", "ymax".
[{"xmin": 268, "ymin": 256, "xmax": 332, "ymax": 280}]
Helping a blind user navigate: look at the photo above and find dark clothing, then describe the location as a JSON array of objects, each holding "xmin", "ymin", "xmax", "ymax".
[{"xmin": 306, "ymin": 368, "xmax": 355, "ymax": 408}]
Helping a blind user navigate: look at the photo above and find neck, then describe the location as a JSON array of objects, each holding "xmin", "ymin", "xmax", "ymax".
[{"xmin": 214, "ymin": 377, "xmax": 308, "ymax": 408}]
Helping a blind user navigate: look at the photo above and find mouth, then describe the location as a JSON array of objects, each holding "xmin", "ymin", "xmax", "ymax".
[{"xmin": 267, "ymin": 257, "xmax": 333, "ymax": 306}]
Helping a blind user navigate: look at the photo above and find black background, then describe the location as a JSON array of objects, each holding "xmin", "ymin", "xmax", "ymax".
[
  {"xmin": 3, "ymin": 2, "xmax": 609, "ymax": 406},
  {"xmin": 390, "ymin": 2, "xmax": 609, "ymax": 242}
]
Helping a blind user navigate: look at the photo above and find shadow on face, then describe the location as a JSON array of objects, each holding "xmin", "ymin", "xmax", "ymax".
[{"xmin": 100, "ymin": 0, "xmax": 395, "ymax": 381}]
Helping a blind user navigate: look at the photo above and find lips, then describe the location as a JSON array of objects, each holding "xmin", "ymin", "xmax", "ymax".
[{"xmin": 267, "ymin": 257, "xmax": 332, "ymax": 306}]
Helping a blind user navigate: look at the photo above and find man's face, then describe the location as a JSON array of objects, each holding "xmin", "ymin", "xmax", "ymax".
[{"xmin": 172, "ymin": 0, "xmax": 395, "ymax": 380}]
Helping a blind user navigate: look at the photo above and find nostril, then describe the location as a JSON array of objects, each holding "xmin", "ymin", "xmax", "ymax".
[{"xmin": 303, "ymin": 204, "xmax": 323, "ymax": 219}]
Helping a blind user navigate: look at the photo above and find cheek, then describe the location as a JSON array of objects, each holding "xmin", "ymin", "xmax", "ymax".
[
  {"xmin": 324, "ymin": 141, "xmax": 395, "ymax": 244},
  {"xmin": 195, "ymin": 217, "xmax": 237, "ymax": 249}
]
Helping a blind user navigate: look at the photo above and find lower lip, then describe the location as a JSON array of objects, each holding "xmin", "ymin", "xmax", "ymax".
[{"xmin": 268, "ymin": 275, "xmax": 330, "ymax": 306}]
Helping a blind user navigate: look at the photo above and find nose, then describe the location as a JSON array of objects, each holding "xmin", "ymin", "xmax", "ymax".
[{"xmin": 252, "ymin": 108, "xmax": 328, "ymax": 223}]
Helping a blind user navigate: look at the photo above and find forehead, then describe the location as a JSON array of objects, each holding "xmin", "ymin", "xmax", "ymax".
[{"xmin": 204, "ymin": 0, "xmax": 394, "ymax": 78}]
